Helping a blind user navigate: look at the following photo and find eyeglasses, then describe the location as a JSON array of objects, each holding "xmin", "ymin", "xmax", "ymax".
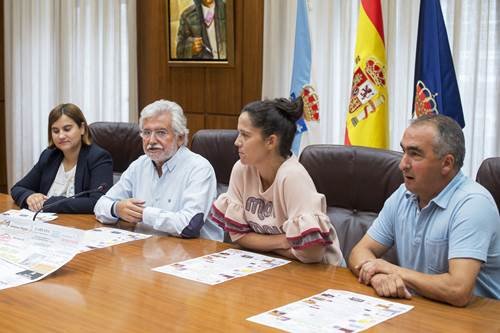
[{"xmin": 139, "ymin": 129, "xmax": 169, "ymax": 139}]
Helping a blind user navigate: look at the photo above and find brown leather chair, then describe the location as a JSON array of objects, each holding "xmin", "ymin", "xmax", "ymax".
[
  {"xmin": 299, "ymin": 144, "xmax": 404, "ymax": 263},
  {"xmin": 89, "ymin": 122, "xmax": 144, "ymax": 183},
  {"xmin": 476, "ymin": 157, "xmax": 500, "ymax": 212},
  {"xmin": 191, "ymin": 129, "xmax": 239, "ymax": 195}
]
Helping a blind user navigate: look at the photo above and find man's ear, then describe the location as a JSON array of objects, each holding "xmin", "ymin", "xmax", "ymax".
[
  {"xmin": 441, "ymin": 153, "xmax": 455, "ymax": 176},
  {"xmin": 177, "ymin": 133, "xmax": 186, "ymax": 147}
]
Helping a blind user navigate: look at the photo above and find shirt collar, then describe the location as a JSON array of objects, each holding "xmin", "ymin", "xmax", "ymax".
[
  {"xmin": 150, "ymin": 146, "xmax": 186, "ymax": 174},
  {"xmin": 404, "ymin": 171, "xmax": 465, "ymax": 209}
]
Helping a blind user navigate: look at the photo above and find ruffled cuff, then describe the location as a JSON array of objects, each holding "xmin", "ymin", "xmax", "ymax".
[
  {"xmin": 209, "ymin": 194, "xmax": 251, "ymax": 234},
  {"xmin": 283, "ymin": 213, "xmax": 334, "ymax": 250}
]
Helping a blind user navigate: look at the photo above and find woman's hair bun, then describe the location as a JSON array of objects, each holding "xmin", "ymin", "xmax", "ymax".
[{"xmin": 274, "ymin": 97, "xmax": 304, "ymax": 123}]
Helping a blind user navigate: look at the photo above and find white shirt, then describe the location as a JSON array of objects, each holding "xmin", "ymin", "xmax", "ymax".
[
  {"xmin": 47, "ymin": 163, "xmax": 76, "ymax": 197},
  {"xmin": 94, "ymin": 146, "xmax": 223, "ymax": 241},
  {"xmin": 202, "ymin": 3, "xmax": 219, "ymax": 59}
]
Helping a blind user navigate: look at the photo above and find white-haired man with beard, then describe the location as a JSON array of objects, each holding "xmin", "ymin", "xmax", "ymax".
[{"xmin": 94, "ymin": 100, "xmax": 223, "ymax": 241}]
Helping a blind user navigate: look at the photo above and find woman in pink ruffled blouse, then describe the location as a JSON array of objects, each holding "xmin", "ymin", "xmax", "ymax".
[{"xmin": 209, "ymin": 98, "xmax": 344, "ymax": 265}]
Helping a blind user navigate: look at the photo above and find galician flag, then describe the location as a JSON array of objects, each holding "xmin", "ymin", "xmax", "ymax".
[
  {"xmin": 290, "ymin": 0, "xmax": 320, "ymax": 156},
  {"xmin": 345, "ymin": 0, "xmax": 388, "ymax": 149}
]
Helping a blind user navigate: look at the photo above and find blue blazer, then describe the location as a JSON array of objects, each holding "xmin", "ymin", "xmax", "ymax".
[{"xmin": 11, "ymin": 144, "xmax": 113, "ymax": 213}]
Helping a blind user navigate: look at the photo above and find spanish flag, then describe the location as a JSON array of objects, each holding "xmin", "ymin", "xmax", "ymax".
[{"xmin": 345, "ymin": 0, "xmax": 388, "ymax": 149}]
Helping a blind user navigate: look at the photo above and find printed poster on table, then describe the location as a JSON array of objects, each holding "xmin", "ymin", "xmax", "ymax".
[
  {"xmin": 247, "ymin": 289, "xmax": 413, "ymax": 332},
  {"xmin": 1, "ymin": 209, "xmax": 57, "ymax": 222},
  {"xmin": 80, "ymin": 227, "xmax": 151, "ymax": 252},
  {"xmin": 0, "ymin": 217, "xmax": 83, "ymax": 290},
  {"xmin": 153, "ymin": 248, "xmax": 290, "ymax": 285}
]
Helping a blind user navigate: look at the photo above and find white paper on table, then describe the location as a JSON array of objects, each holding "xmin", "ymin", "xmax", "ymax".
[
  {"xmin": 247, "ymin": 289, "xmax": 414, "ymax": 333},
  {"xmin": 1, "ymin": 209, "xmax": 57, "ymax": 222},
  {"xmin": 153, "ymin": 248, "xmax": 290, "ymax": 285},
  {"xmin": 80, "ymin": 227, "xmax": 151, "ymax": 252},
  {"xmin": 0, "ymin": 217, "xmax": 83, "ymax": 290}
]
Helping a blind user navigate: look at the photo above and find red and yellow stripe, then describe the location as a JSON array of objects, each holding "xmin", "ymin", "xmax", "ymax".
[{"xmin": 345, "ymin": 0, "xmax": 388, "ymax": 149}]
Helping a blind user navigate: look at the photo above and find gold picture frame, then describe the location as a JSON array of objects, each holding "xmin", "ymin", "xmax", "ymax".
[{"xmin": 167, "ymin": 0, "xmax": 234, "ymax": 67}]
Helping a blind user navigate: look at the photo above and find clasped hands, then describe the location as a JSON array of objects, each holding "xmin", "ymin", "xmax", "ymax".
[
  {"xmin": 116, "ymin": 198, "xmax": 145, "ymax": 223},
  {"xmin": 355, "ymin": 258, "xmax": 412, "ymax": 299}
]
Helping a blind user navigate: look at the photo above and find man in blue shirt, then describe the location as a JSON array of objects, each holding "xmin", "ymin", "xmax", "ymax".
[
  {"xmin": 94, "ymin": 100, "xmax": 223, "ymax": 241},
  {"xmin": 348, "ymin": 114, "xmax": 500, "ymax": 306}
]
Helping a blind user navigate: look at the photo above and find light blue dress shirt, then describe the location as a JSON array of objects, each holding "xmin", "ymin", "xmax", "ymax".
[
  {"xmin": 94, "ymin": 146, "xmax": 223, "ymax": 241},
  {"xmin": 368, "ymin": 171, "xmax": 500, "ymax": 299}
]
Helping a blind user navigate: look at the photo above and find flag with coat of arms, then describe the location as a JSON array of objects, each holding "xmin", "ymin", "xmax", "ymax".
[
  {"xmin": 345, "ymin": 0, "xmax": 388, "ymax": 149},
  {"xmin": 412, "ymin": 0, "xmax": 465, "ymax": 128},
  {"xmin": 290, "ymin": 0, "xmax": 321, "ymax": 156}
]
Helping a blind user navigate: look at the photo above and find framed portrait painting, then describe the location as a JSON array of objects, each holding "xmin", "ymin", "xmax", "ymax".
[{"xmin": 167, "ymin": 0, "xmax": 234, "ymax": 66}]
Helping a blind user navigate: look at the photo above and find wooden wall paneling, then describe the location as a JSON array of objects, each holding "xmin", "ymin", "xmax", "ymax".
[
  {"xmin": 205, "ymin": 0, "xmax": 243, "ymax": 117},
  {"xmin": 168, "ymin": 67, "xmax": 206, "ymax": 115},
  {"xmin": 205, "ymin": 114, "xmax": 238, "ymax": 130},
  {"xmin": 205, "ymin": 67, "xmax": 240, "ymax": 116},
  {"xmin": 185, "ymin": 113, "xmax": 205, "ymax": 144},
  {"xmin": 241, "ymin": 0, "xmax": 263, "ymax": 106},
  {"xmin": 137, "ymin": 0, "xmax": 168, "ymax": 110}
]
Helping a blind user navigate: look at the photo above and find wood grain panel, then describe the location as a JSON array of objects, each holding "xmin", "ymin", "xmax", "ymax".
[
  {"xmin": 169, "ymin": 67, "xmax": 206, "ymax": 114},
  {"xmin": 205, "ymin": 67, "xmax": 241, "ymax": 116},
  {"xmin": 185, "ymin": 113, "xmax": 205, "ymax": 144},
  {"xmin": 241, "ymin": 0, "xmax": 264, "ymax": 106},
  {"xmin": 137, "ymin": 0, "xmax": 264, "ymax": 128},
  {"xmin": 137, "ymin": 0, "xmax": 168, "ymax": 108},
  {"xmin": 205, "ymin": 114, "xmax": 238, "ymax": 130}
]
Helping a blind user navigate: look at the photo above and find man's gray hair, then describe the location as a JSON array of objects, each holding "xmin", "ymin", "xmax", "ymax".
[
  {"xmin": 410, "ymin": 114, "xmax": 465, "ymax": 169},
  {"xmin": 139, "ymin": 99, "xmax": 189, "ymax": 146}
]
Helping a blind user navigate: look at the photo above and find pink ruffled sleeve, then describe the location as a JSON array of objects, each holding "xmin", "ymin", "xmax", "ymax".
[
  {"xmin": 283, "ymin": 212, "xmax": 343, "ymax": 265},
  {"xmin": 210, "ymin": 194, "xmax": 250, "ymax": 236},
  {"xmin": 208, "ymin": 161, "xmax": 250, "ymax": 241},
  {"xmin": 279, "ymin": 162, "xmax": 344, "ymax": 265}
]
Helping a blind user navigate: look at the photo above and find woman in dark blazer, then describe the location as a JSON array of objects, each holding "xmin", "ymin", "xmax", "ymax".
[{"xmin": 11, "ymin": 103, "xmax": 113, "ymax": 213}]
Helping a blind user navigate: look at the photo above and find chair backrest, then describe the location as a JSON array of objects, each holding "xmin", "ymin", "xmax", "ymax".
[
  {"xmin": 191, "ymin": 129, "xmax": 239, "ymax": 194},
  {"xmin": 89, "ymin": 122, "xmax": 144, "ymax": 182},
  {"xmin": 476, "ymin": 157, "xmax": 500, "ymax": 212},
  {"xmin": 299, "ymin": 144, "xmax": 404, "ymax": 263}
]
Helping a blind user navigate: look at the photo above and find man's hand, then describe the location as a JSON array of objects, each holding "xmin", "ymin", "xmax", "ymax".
[
  {"xmin": 116, "ymin": 198, "xmax": 145, "ymax": 223},
  {"xmin": 26, "ymin": 193, "xmax": 48, "ymax": 212},
  {"xmin": 191, "ymin": 37, "xmax": 203, "ymax": 54},
  {"xmin": 356, "ymin": 258, "xmax": 398, "ymax": 285},
  {"xmin": 370, "ymin": 273, "xmax": 412, "ymax": 299}
]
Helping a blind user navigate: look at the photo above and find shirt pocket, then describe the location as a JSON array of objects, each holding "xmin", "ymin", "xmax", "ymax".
[{"xmin": 425, "ymin": 238, "xmax": 449, "ymax": 274}]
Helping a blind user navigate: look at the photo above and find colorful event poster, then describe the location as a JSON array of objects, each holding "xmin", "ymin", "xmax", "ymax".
[
  {"xmin": 153, "ymin": 248, "xmax": 290, "ymax": 285},
  {"xmin": 248, "ymin": 289, "xmax": 413, "ymax": 332}
]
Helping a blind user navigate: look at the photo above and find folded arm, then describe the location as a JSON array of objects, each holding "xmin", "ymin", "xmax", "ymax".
[
  {"xmin": 392, "ymin": 259, "xmax": 480, "ymax": 307},
  {"xmin": 233, "ymin": 232, "xmax": 325, "ymax": 263},
  {"xmin": 350, "ymin": 234, "xmax": 481, "ymax": 306},
  {"xmin": 142, "ymin": 164, "xmax": 217, "ymax": 237}
]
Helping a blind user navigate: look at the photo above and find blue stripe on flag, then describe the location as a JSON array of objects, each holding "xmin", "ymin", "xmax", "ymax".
[{"xmin": 290, "ymin": 0, "xmax": 312, "ymax": 156}]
